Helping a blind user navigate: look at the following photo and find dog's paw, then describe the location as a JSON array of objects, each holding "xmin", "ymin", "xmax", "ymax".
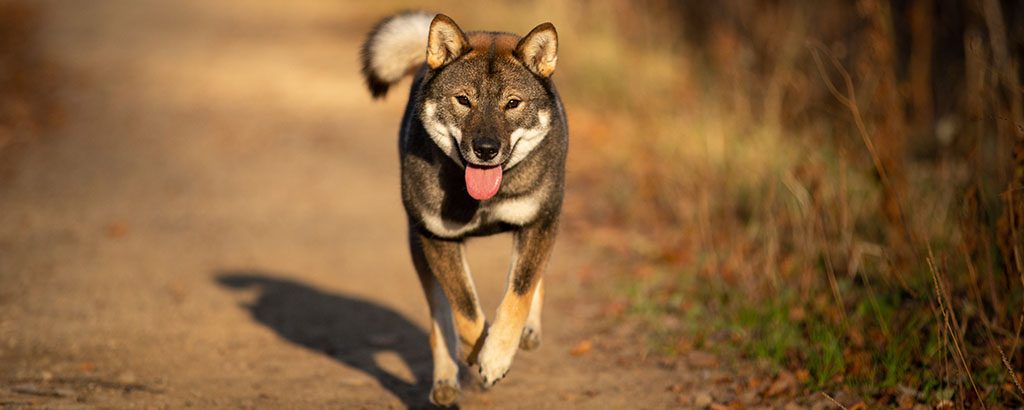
[
  {"xmin": 430, "ymin": 379, "xmax": 460, "ymax": 407},
  {"xmin": 477, "ymin": 336, "xmax": 517, "ymax": 388},
  {"xmin": 478, "ymin": 364, "xmax": 510, "ymax": 389},
  {"xmin": 519, "ymin": 326, "xmax": 541, "ymax": 350}
]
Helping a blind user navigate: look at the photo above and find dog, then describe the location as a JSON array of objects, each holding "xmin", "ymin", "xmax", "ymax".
[{"xmin": 360, "ymin": 11, "xmax": 567, "ymax": 407}]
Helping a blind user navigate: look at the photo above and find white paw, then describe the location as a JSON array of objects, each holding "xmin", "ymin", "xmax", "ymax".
[{"xmin": 477, "ymin": 333, "xmax": 519, "ymax": 388}]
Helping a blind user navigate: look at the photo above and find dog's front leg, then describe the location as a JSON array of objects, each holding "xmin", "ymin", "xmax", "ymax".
[
  {"xmin": 409, "ymin": 229, "xmax": 488, "ymax": 406},
  {"xmin": 477, "ymin": 220, "xmax": 557, "ymax": 387}
]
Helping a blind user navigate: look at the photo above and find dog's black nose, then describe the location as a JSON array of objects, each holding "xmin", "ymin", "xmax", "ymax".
[{"xmin": 472, "ymin": 138, "xmax": 500, "ymax": 161}]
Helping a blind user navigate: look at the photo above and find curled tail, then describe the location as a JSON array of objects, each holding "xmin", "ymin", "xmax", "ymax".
[{"xmin": 360, "ymin": 11, "xmax": 436, "ymax": 98}]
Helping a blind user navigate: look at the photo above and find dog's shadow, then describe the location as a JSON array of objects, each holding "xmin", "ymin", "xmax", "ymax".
[{"xmin": 216, "ymin": 271, "xmax": 450, "ymax": 409}]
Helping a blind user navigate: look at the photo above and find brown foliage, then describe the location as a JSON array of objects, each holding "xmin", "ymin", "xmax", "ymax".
[
  {"xmin": 0, "ymin": 1, "xmax": 61, "ymax": 155},
  {"xmin": 561, "ymin": 0, "xmax": 1024, "ymax": 405}
]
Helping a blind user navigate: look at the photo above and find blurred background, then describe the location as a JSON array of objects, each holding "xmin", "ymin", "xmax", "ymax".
[
  {"xmin": 422, "ymin": 1, "xmax": 1024, "ymax": 407},
  {"xmin": 2, "ymin": 0, "xmax": 1024, "ymax": 408},
  {"xmin": 554, "ymin": 0, "xmax": 1024, "ymax": 407}
]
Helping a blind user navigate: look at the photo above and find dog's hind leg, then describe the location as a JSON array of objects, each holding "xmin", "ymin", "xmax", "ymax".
[
  {"xmin": 477, "ymin": 220, "xmax": 557, "ymax": 387},
  {"xmin": 520, "ymin": 277, "xmax": 543, "ymax": 350}
]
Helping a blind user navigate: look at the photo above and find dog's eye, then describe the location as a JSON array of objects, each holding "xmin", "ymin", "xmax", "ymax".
[
  {"xmin": 455, "ymin": 96, "xmax": 471, "ymax": 107},
  {"xmin": 505, "ymin": 99, "xmax": 521, "ymax": 110}
]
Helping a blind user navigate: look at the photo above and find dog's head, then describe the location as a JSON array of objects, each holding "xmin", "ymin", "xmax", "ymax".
[{"xmin": 418, "ymin": 14, "xmax": 558, "ymax": 200}]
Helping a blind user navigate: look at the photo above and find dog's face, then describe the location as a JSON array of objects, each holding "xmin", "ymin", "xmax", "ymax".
[{"xmin": 418, "ymin": 15, "xmax": 558, "ymax": 200}]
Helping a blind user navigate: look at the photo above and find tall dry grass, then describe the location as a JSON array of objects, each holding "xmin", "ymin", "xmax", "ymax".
[{"xmin": 542, "ymin": 0, "xmax": 1024, "ymax": 406}]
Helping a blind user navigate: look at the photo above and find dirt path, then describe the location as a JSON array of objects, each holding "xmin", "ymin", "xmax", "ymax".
[{"xmin": 0, "ymin": 1, "xmax": 724, "ymax": 409}]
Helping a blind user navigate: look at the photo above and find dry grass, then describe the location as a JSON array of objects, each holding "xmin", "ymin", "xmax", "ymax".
[{"xmin": 542, "ymin": 0, "xmax": 1024, "ymax": 407}]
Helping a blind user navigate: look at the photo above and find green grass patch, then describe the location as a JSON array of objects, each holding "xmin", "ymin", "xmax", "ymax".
[{"xmin": 611, "ymin": 255, "xmax": 1022, "ymax": 406}]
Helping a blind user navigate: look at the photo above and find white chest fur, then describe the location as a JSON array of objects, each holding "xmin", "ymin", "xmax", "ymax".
[
  {"xmin": 419, "ymin": 191, "xmax": 544, "ymax": 238},
  {"xmin": 489, "ymin": 192, "xmax": 543, "ymax": 225}
]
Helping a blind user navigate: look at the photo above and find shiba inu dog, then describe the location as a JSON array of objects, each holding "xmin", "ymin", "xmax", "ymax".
[{"xmin": 360, "ymin": 11, "xmax": 567, "ymax": 407}]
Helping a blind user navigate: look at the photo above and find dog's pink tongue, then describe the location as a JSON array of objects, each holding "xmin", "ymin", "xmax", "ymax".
[{"xmin": 465, "ymin": 165, "xmax": 502, "ymax": 200}]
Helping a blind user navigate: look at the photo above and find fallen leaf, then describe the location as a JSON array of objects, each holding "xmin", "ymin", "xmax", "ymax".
[
  {"xmin": 846, "ymin": 401, "xmax": 867, "ymax": 410},
  {"xmin": 570, "ymin": 340, "xmax": 592, "ymax": 356},
  {"xmin": 676, "ymin": 393, "xmax": 692, "ymax": 405},
  {"xmin": 712, "ymin": 374, "xmax": 733, "ymax": 384},
  {"xmin": 748, "ymin": 377, "xmax": 763, "ymax": 391},
  {"xmin": 105, "ymin": 222, "xmax": 129, "ymax": 239},
  {"xmin": 738, "ymin": 389, "xmax": 759, "ymax": 405},
  {"xmin": 687, "ymin": 350, "xmax": 718, "ymax": 368},
  {"xmin": 795, "ymin": 369, "xmax": 811, "ymax": 383},
  {"xmin": 765, "ymin": 371, "xmax": 797, "ymax": 397},
  {"xmin": 694, "ymin": 391, "xmax": 713, "ymax": 407}
]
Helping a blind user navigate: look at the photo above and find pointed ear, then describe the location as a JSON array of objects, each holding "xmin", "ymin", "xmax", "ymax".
[
  {"xmin": 427, "ymin": 14, "xmax": 469, "ymax": 69},
  {"xmin": 515, "ymin": 22, "xmax": 558, "ymax": 78}
]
